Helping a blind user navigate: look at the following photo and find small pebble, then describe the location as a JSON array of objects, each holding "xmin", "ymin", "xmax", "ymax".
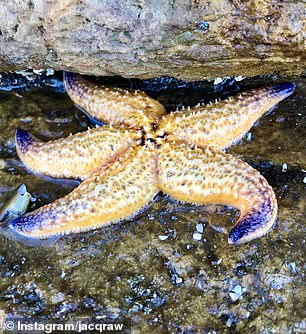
[
  {"xmin": 6, "ymin": 139, "xmax": 15, "ymax": 149},
  {"xmin": 246, "ymin": 132, "xmax": 252, "ymax": 141},
  {"xmin": 212, "ymin": 258, "xmax": 222, "ymax": 266},
  {"xmin": 209, "ymin": 224, "xmax": 227, "ymax": 234},
  {"xmin": 51, "ymin": 292, "xmax": 65, "ymax": 304},
  {"xmin": 33, "ymin": 69, "xmax": 44, "ymax": 75},
  {"xmin": 229, "ymin": 285, "xmax": 246, "ymax": 302},
  {"xmin": 277, "ymin": 117, "xmax": 285, "ymax": 123},
  {"xmin": 282, "ymin": 163, "xmax": 288, "ymax": 172},
  {"xmin": 226, "ymin": 317, "xmax": 233, "ymax": 327},
  {"xmin": 235, "ymin": 76, "xmax": 245, "ymax": 81},
  {"xmin": 158, "ymin": 235, "xmax": 168, "ymax": 241},
  {"xmin": 193, "ymin": 232, "xmax": 202, "ymax": 241},
  {"xmin": 289, "ymin": 262, "xmax": 298, "ymax": 273},
  {"xmin": 214, "ymin": 77, "xmax": 223, "ymax": 85},
  {"xmin": 20, "ymin": 116, "xmax": 33, "ymax": 123},
  {"xmin": 147, "ymin": 213, "xmax": 154, "ymax": 220},
  {"xmin": 196, "ymin": 223, "xmax": 204, "ymax": 233},
  {"xmin": 0, "ymin": 159, "xmax": 5, "ymax": 170},
  {"xmin": 130, "ymin": 304, "xmax": 142, "ymax": 313},
  {"xmin": 46, "ymin": 69, "xmax": 55, "ymax": 76},
  {"xmin": 175, "ymin": 276, "xmax": 183, "ymax": 285}
]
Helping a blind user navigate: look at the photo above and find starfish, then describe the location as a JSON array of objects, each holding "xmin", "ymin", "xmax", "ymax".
[{"xmin": 8, "ymin": 73, "xmax": 295, "ymax": 244}]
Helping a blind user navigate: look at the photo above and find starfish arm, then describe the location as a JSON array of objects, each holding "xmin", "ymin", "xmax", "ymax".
[
  {"xmin": 157, "ymin": 142, "xmax": 277, "ymax": 244},
  {"xmin": 157, "ymin": 82, "xmax": 295, "ymax": 150},
  {"xmin": 9, "ymin": 146, "xmax": 158, "ymax": 239},
  {"xmin": 15, "ymin": 127, "xmax": 140, "ymax": 180},
  {"xmin": 64, "ymin": 72, "xmax": 166, "ymax": 131}
]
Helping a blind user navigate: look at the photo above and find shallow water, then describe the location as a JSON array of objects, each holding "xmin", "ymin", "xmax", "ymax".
[{"xmin": 0, "ymin": 72, "xmax": 305, "ymax": 333}]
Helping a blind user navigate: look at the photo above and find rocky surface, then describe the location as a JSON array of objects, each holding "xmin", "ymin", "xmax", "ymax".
[
  {"xmin": 0, "ymin": 0, "xmax": 305, "ymax": 80},
  {"xmin": 0, "ymin": 74, "xmax": 305, "ymax": 333}
]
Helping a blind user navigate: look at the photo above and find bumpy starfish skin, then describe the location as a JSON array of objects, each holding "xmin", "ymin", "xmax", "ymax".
[
  {"xmin": 12, "ymin": 146, "xmax": 158, "ymax": 238},
  {"xmin": 16, "ymin": 126, "xmax": 140, "ymax": 180},
  {"xmin": 10, "ymin": 73, "xmax": 295, "ymax": 244},
  {"xmin": 157, "ymin": 142, "xmax": 277, "ymax": 244},
  {"xmin": 158, "ymin": 83, "xmax": 295, "ymax": 149},
  {"xmin": 64, "ymin": 72, "xmax": 166, "ymax": 131}
]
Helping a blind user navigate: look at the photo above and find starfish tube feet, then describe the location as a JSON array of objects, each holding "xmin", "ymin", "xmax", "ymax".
[
  {"xmin": 15, "ymin": 127, "xmax": 140, "ymax": 180},
  {"xmin": 9, "ymin": 146, "xmax": 159, "ymax": 238},
  {"xmin": 64, "ymin": 72, "xmax": 166, "ymax": 130},
  {"xmin": 157, "ymin": 143, "xmax": 277, "ymax": 244},
  {"xmin": 158, "ymin": 82, "xmax": 295, "ymax": 150}
]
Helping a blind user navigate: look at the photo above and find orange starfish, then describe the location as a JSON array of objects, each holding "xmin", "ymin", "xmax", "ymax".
[{"xmin": 9, "ymin": 73, "xmax": 295, "ymax": 244}]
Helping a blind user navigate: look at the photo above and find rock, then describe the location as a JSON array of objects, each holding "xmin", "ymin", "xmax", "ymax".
[
  {"xmin": 192, "ymin": 232, "xmax": 202, "ymax": 241},
  {"xmin": 51, "ymin": 292, "xmax": 65, "ymax": 304},
  {"xmin": 0, "ymin": 0, "xmax": 305, "ymax": 80},
  {"xmin": 229, "ymin": 285, "xmax": 246, "ymax": 302},
  {"xmin": 196, "ymin": 223, "xmax": 204, "ymax": 234}
]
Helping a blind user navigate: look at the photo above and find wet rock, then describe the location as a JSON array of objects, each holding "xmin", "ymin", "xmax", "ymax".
[
  {"xmin": 0, "ymin": 1, "xmax": 305, "ymax": 80},
  {"xmin": 0, "ymin": 70, "xmax": 62, "ymax": 92}
]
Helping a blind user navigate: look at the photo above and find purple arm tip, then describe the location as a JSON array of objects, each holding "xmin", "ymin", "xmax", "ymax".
[
  {"xmin": 15, "ymin": 128, "xmax": 34, "ymax": 153},
  {"xmin": 271, "ymin": 82, "xmax": 296, "ymax": 96}
]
